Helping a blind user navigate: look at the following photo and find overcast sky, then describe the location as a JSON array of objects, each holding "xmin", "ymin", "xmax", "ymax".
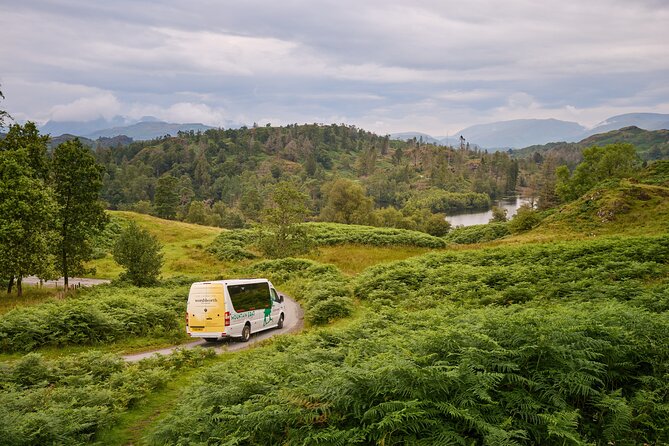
[{"xmin": 1, "ymin": 0, "xmax": 668, "ymax": 135}]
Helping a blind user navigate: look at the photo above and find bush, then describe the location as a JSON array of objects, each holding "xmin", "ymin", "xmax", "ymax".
[
  {"xmin": 250, "ymin": 258, "xmax": 352, "ymax": 325},
  {"xmin": 445, "ymin": 222, "xmax": 511, "ymax": 244},
  {"xmin": 206, "ymin": 229, "xmax": 256, "ymax": 261},
  {"xmin": 422, "ymin": 213, "xmax": 451, "ymax": 236},
  {"xmin": 508, "ymin": 204, "xmax": 543, "ymax": 233},
  {"xmin": 305, "ymin": 222, "xmax": 447, "ymax": 248},
  {"xmin": 306, "ymin": 296, "xmax": 354, "ymax": 325},
  {"xmin": 208, "ymin": 223, "xmax": 447, "ymax": 263},
  {"xmin": 0, "ymin": 285, "xmax": 185, "ymax": 352},
  {"xmin": 112, "ymin": 221, "xmax": 164, "ymax": 286},
  {"xmin": 0, "ymin": 348, "xmax": 213, "ymax": 445}
]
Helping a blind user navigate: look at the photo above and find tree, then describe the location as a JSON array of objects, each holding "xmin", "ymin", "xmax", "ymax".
[
  {"xmin": 320, "ymin": 179, "xmax": 373, "ymax": 225},
  {"xmin": 0, "ymin": 122, "xmax": 49, "ymax": 180},
  {"xmin": 258, "ymin": 182, "xmax": 312, "ymax": 258},
  {"xmin": 489, "ymin": 206, "xmax": 508, "ymax": 223},
  {"xmin": 52, "ymin": 139, "xmax": 108, "ymax": 289},
  {"xmin": 536, "ymin": 156, "xmax": 560, "ymax": 210},
  {"xmin": 154, "ymin": 175, "xmax": 179, "ymax": 219},
  {"xmin": 508, "ymin": 204, "xmax": 542, "ymax": 233},
  {"xmin": 423, "ymin": 213, "xmax": 451, "ymax": 236},
  {"xmin": 185, "ymin": 200, "xmax": 214, "ymax": 225},
  {"xmin": 0, "ymin": 149, "xmax": 56, "ymax": 296},
  {"xmin": 0, "ymin": 122, "xmax": 55, "ymax": 295},
  {"xmin": 112, "ymin": 221, "xmax": 164, "ymax": 286},
  {"xmin": 556, "ymin": 143, "xmax": 640, "ymax": 202},
  {"xmin": 0, "ymin": 86, "xmax": 11, "ymax": 129},
  {"xmin": 239, "ymin": 188, "xmax": 263, "ymax": 220}
]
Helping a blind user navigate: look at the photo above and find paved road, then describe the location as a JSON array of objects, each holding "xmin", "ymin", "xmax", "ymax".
[
  {"xmin": 22, "ymin": 276, "xmax": 111, "ymax": 288},
  {"xmin": 123, "ymin": 294, "xmax": 304, "ymax": 362}
]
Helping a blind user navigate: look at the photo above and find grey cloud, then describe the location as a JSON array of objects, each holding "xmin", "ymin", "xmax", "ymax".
[{"xmin": 1, "ymin": 0, "xmax": 668, "ymax": 134}]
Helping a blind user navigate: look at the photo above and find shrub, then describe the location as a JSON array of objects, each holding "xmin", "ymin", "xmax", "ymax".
[
  {"xmin": 0, "ymin": 285, "xmax": 185, "ymax": 352},
  {"xmin": 305, "ymin": 222, "xmax": 447, "ymax": 248},
  {"xmin": 508, "ymin": 204, "xmax": 543, "ymax": 233},
  {"xmin": 112, "ymin": 221, "xmax": 164, "ymax": 286},
  {"xmin": 208, "ymin": 223, "xmax": 447, "ymax": 263},
  {"xmin": 206, "ymin": 230, "xmax": 256, "ymax": 261},
  {"xmin": 422, "ymin": 213, "xmax": 451, "ymax": 236},
  {"xmin": 0, "ymin": 348, "xmax": 213, "ymax": 445},
  {"xmin": 250, "ymin": 258, "xmax": 352, "ymax": 325},
  {"xmin": 306, "ymin": 296, "xmax": 354, "ymax": 325},
  {"xmin": 445, "ymin": 222, "xmax": 511, "ymax": 244}
]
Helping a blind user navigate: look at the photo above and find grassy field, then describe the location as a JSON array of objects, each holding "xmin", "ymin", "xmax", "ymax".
[
  {"xmin": 304, "ymin": 244, "xmax": 435, "ymax": 275},
  {"xmin": 89, "ymin": 211, "xmax": 227, "ymax": 279},
  {"xmin": 0, "ymin": 286, "xmax": 60, "ymax": 315}
]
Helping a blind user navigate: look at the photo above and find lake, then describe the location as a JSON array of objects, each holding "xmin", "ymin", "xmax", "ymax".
[{"xmin": 446, "ymin": 196, "xmax": 531, "ymax": 227}]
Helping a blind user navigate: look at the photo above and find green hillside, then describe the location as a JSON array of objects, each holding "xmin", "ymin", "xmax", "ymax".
[
  {"xmin": 95, "ymin": 123, "xmax": 520, "ymax": 231},
  {"xmin": 515, "ymin": 126, "xmax": 669, "ymax": 162},
  {"xmin": 89, "ymin": 211, "xmax": 225, "ymax": 279}
]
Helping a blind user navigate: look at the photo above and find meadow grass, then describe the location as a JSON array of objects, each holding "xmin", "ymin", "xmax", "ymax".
[
  {"xmin": 304, "ymin": 244, "xmax": 436, "ymax": 275},
  {"xmin": 0, "ymin": 286, "xmax": 65, "ymax": 315},
  {"xmin": 88, "ymin": 211, "xmax": 229, "ymax": 279}
]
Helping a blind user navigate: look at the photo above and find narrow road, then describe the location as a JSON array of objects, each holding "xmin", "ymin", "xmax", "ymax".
[
  {"xmin": 22, "ymin": 276, "xmax": 111, "ymax": 288},
  {"xmin": 123, "ymin": 294, "xmax": 304, "ymax": 362}
]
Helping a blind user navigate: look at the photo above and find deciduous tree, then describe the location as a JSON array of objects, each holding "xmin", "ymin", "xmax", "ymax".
[
  {"xmin": 52, "ymin": 139, "xmax": 108, "ymax": 289},
  {"xmin": 258, "ymin": 181, "xmax": 312, "ymax": 258},
  {"xmin": 0, "ymin": 149, "xmax": 56, "ymax": 296},
  {"xmin": 320, "ymin": 178, "xmax": 373, "ymax": 225},
  {"xmin": 556, "ymin": 143, "xmax": 640, "ymax": 202}
]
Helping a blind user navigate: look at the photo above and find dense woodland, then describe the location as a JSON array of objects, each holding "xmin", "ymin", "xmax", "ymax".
[{"xmin": 94, "ymin": 124, "xmax": 521, "ymax": 231}]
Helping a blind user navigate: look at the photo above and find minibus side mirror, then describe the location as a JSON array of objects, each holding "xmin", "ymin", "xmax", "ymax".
[{"xmin": 278, "ymin": 295, "xmax": 284, "ymax": 303}]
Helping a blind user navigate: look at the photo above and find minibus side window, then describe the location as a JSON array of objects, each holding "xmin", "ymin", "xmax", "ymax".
[{"xmin": 228, "ymin": 282, "xmax": 271, "ymax": 312}]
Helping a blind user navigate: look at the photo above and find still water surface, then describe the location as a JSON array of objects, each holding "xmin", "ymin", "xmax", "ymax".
[{"xmin": 446, "ymin": 196, "xmax": 530, "ymax": 227}]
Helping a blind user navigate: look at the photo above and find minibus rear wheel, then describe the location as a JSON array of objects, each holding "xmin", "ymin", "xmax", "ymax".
[{"xmin": 241, "ymin": 323, "xmax": 251, "ymax": 342}]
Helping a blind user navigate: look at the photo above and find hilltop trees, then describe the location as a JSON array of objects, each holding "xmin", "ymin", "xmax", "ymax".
[{"xmin": 93, "ymin": 124, "xmax": 522, "ymax": 232}]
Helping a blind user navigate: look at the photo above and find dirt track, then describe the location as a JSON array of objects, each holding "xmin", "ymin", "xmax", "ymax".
[{"xmin": 123, "ymin": 294, "xmax": 304, "ymax": 362}]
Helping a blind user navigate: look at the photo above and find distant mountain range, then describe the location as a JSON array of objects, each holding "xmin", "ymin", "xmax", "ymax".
[
  {"xmin": 388, "ymin": 132, "xmax": 442, "ymax": 144},
  {"xmin": 39, "ymin": 116, "xmax": 215, "ymax": 141},
  {"xmin": 28, "ymin": 111, "xmax": 669, "ymax": 149},
  {"xmin": 391, "ymin": 113, "xmax": 669, "ymax": 150},
  {"xmin": 453, "ymin": 118, "xmax": 586, "ymax": 149},
  {"xmin": 513, "ymin": 126, "xmax": 669, "ymax": 162}
]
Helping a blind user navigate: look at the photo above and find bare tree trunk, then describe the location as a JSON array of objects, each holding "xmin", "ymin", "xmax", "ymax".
[
  {"xmin": 16, "ymin": 277, "xmax": 22, "ymax": 297},
  {"xmin": 63, "ymin": 247, "xmax": 69, "ymax": 290},
  {"xmin": 6, "ymin": 277, "xmax": 13, "ymax": 294}
]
